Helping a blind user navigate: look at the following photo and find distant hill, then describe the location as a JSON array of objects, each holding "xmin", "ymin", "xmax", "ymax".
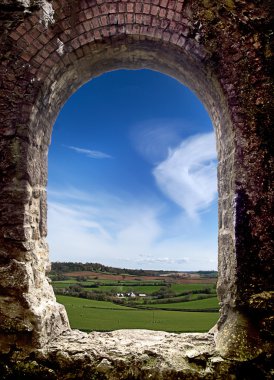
[{"xmin": 50, "ymin": 262, "xmax": 217, "ymax": 278}]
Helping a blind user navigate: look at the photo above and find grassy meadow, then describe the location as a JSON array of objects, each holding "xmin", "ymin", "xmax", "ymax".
[
  {"xmin": 52, "ymin": 270, "xmax": 219, "ymax": 333},
  {"xmin": 57, "ymin": 295, "xmax": 218, "ymax": 333}
]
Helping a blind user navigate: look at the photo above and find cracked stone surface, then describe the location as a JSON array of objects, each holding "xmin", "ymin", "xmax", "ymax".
[{"xmin": 2, "ymin": 330, "xmax": 273, "ymax": 379}]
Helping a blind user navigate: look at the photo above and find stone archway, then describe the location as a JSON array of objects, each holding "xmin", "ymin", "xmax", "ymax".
[{"xmin": 0, "ymin": 0, "xmax": 273, "ymax": 377}]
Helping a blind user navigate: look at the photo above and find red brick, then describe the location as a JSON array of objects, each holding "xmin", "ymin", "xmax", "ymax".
[
  {"xmin": 160, "ymin": 19, "xmax": 169, "ymax": 29},
  {"xmin": 91, "ymin": 18, "xmax": 100, "ymax": 28},
  {"xmin": 16, "ymin": 23, "xmax": 27, "ymax": 36},
  {"xmin": 59, "ymin": 19, "xmax": 70, "ymax": 31},
  {"xmin": 146, "ymin": 27, "xmax": 156, "ymax": 38},
  {"xmin": 118, "ymin": 14, "xmax": 125, "ymax": 24},
  {"xmin": 117, "ymin": 25, "xmax": 126, "ymax": 34},
  {"xmin": 94, "ymin": 29, "xmax": 101, "ymax": 40},
  {"xmin": 84, "ymin": 8, "xmax": 94, "ymax": 19},
  {"xmin": 154, "ymin": 28, "xmax": 163, "ymax": 39},
  {"xmin": 176, "ymin": 2, "xmax": 183, "ymax": 12},
  {"xmin": 167, "ymin": 10, "xmax": 174, "ymax": 20},
  {"xmin": 10, "ymin": 31, "xmax": 21, "ymax": 41},
  {"xmin": 32, "ymin": 39, "xmax": 43, "ymax": 50},
  {"xmin": 160, "ymin": 0, "xmax": 168, "ymax": 8},
  {"xmin": 170, "ymin": 32, "xmax": 180, "ymax": 44},
  {"xmin": 23, "ymin": 33, "xmax": 34, "ymax": 45},
  {"xmin": 80, "ymin": 0, "xmax": 89, "ymax": 9},
  {"xmin": 109, "ymin": 4, "xmax": 117, "ymax": 13},
  {"xmin": 174, "ymin": 12, "xmax": 181, "ymax": 22},
  {"xmin": 143, "ymin": 4, "xmax": 151, "ymax": 14},
  {"xmin": 70, "ymin": 37, "xmax": 81, "ymax": 50},
  {"xmin": 135, "ymin": 3, "xmax": 143, "ymax": 13},
  {"xmin": 151, "ymin": 5, "xmax": 159, "ymax": 16},
  {"xmin": 24, "ymin": 20, "xmax": 33, "ymax": 32},
  {"xmin": 159, "ymin": 8, "xmax": 166, "ymax": 18},
  {"xmin": 50, "ymin": 51, "xmax": 60, "ymax": 63},
  {"xmin": 126, "ymin": 13, "xmax": 134, "ymax": 24},
  {"xmin": 78, "ymin": 11, "xmax": 86, "ymax": 22},
  {"xmin": 109, "ymin": 14, "xmax": 118, "ymax": 24},
  {"xmin": 31, "ymin": 54, "xmax": 45, "ymax": 65},
  {"xmin": 125, "ymin": 24, "xmax": 134, "ymax": 34},
  {"xmin": 92, "ymin": 6, "xmax": 100, "ymax": 16},
  {"xmin": 118, "ymin": 3, "xmax": 126, "ymax": 12},
  {"xmin": 180, "ymin": 25, "xmax": 190, "ymax": 37},
  {"xmin": 100, "ymin": 15, "xmax": 109, "ymax": 27},
  {"xmin": 167, "ymin": 0, "xmax": 176, "ymax": 10},
  {"xmin": 28, "ymin": 14, "xmax": 40, "ymax": 27},
  {"xmin": 21, "ymin": 51, "xmax": 32, "ymax": 62},
  {"xmin": 16, "ymin": 38, "xmax": 28, "ymax": 50},
  {"xmin": 163, "ymin": 31, "xmax": 171, "ymax": 41},
  {"xmin": 100, "ymin": 3, "xmax": 108, "ymax": 14},
  {"xmin": 78, "ymin": 33, "xmax": 88, "ymax": 45},
  {"xmin": 30, "ymin": 28, "xmax": 41, "ymax": 40},
  {"xmin": 132, "ymin": 24, "xmax": 140, "ymax": 34},
  {"xmin": 101, "ymin": 27, "xmax": 109, "ymax": 37},
  {"xmin": 127, "ymin": 3, "xmax": 134, "ymax": 13},
  {"xmin": 152, "ymin": 17, "xmax": 159, "ymax": 27},
  {"xmin": 39, "ymin": 48, "xmax": 50, "ymax": 60},
  {"xmin": 82, "ymin": 20, "xmax": 89, "ymax": 32},
  {"xmin": 43, "ymin": 57, "xmax": 54, "ymax": 69},
  {"xmin": 109, "ymin": 25, "xmax": 117, "ymax": 36},
  {"xmin": 79, "ymin": 21, "xmax": 87, "ymax": 33},
  {"xmin": 143, "ymin": 15, "xmax": 152, "ymax": 26}
]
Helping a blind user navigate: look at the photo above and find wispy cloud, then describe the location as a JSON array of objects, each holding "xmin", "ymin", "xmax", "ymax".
[
  {"xmin": 137, "ymin": 255, "xmax": 189, "ymax": 265},
  {"xmin": 65, "ymin": 145, "xmax": 112, "ymax": 159},
  {"xmin": 153, "ymin": 132, "xmax": 217, "ymax": 219},
  {"xmin": 48, "ymin": 131, "xmax": 217, "ymax": 269},
  {"xmin": 47, "ymin": 188, "xmax": 217, "ymax": 270},
  {"xmin": 48, "ymin": 189, "xmax": 162, "ymax": 264},
  {"xmin": 130, "ymin": 119, "xmax": 185, "ymax": 164}
]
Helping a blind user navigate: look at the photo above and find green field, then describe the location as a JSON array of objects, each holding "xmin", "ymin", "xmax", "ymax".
[
  {"xmin": 90, "ymin": 285, "xmax": 164, "ymax": 294},
  {"xmin": 170, "ymin": 283, "xmax": 215, "ymax": 293},
  {"xmin": 57, "ymin": 295, "xmax": 219, "ymax": 333},
  {"xmin": 53, "ymin": 273, "xmax": 218, "ymax": 333},
  {"xmin": 142, "ymin": 296, "xmax": 219, "ymax": 310},
  {"xmin": 52, "ymin": 281, "xmax": 215, "ymax": 292}
]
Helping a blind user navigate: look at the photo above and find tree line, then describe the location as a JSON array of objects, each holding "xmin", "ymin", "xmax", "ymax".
[{"xmin": 51, "ymin": 261, "xmax": 218, "ymax": 278}]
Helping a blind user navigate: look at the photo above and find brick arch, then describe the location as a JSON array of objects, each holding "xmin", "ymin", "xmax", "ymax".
[{"xmin": 0, "ymin": 0, "xmax": 273, "ymax": 374}]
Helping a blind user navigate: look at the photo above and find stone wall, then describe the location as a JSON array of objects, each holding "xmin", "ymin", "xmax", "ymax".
[{"xmin": 0, "ymin": 0, "xmax": 273, "ymax": 378}]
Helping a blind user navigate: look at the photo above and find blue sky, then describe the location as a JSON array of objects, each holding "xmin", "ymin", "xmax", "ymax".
[{"xmin": 48, "ymin": 69, "xmax": 218, "ymax": 271}]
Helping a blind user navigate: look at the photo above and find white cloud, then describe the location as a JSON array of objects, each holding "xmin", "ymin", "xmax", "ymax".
[
  {"xmin": 47, "ymin": 188, "xmax": 217, "ymax": 270},
  {"xmin": 130, "ymin": 119, "xmax": 185, "ymax": 164},
  {"xmin": 47, "ymin": 189, "xmax": 162, "ymax": 263},
  {"xmin": 65, "ymin": 145, "xmax": 112, "ymax": 159},
  {"xmin": 153, "ymin": 132, "xmax": 217, "ymax": 219},
  {"xmin": 137, "ymin": 255, "xmax": 189, "ymax": 265},
  {"xmin": 48, "ymin": 131, "xmax": 218, "ymax": 270}
]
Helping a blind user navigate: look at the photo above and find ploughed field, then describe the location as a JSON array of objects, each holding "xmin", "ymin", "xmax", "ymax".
[{"xmin": 52, "ymin": 271, "xmax": 219, "ymax": 333}]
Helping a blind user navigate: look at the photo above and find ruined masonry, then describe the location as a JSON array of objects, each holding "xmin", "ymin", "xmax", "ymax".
[{"xmin": 0, "ymin": 0, "xmax": 273, "ymax": 379}]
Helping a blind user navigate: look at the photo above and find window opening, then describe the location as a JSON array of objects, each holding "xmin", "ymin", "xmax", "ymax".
[{"xmin": 48, "ymin": 69, "xmax": 219, "ymax": 333}]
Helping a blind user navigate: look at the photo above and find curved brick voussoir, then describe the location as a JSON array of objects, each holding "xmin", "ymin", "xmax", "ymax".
[{"xmin": 0, "ymin": 0, "xmax": 273, "ymax": 377}]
